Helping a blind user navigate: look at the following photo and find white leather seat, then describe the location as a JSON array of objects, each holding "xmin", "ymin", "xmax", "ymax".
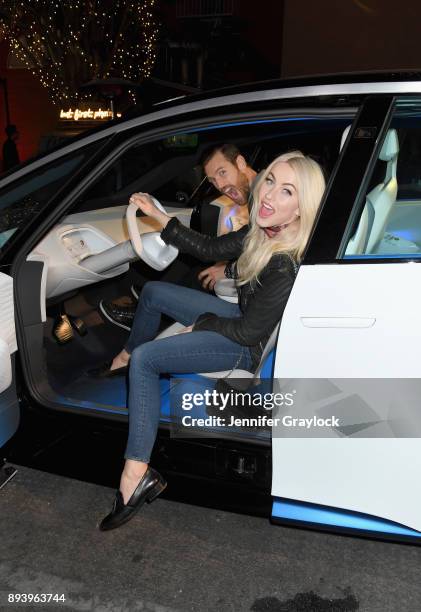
[
  {"xmin": 214, "ymin": 277, "xmax": 238, "ymax": 303},
  {"xmin": 342, "ymin": 125, "xmax": 370, "ymax": 255},
  {"xmin": 155, "ymin": 320, "xmax": 280, "ymax": 380},
  {"xmin": 344, "ymin": 127, "xmax": 399, "ymax": 255},
  {"xmin": 345, "ymin": 206, "xmax": 370, "ymax": 255},
  {"xmin": 365, "ymin": 129, "xmax": 399, "ymax": 253}
]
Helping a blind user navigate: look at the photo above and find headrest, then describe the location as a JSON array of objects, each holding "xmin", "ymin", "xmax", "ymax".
[
  {"xmin": 339, "ymin": 125, "xmax": 399, "ymax": 161},
  {"xmin": 379, "ymin": 128, "xmax": 399, "ymax": 162},
  {"xmin": 340, "ymin": 125, "xmax": 399, "ymax": 161}
]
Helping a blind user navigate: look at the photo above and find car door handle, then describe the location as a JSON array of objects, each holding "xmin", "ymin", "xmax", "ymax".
[{"xmin": 300, "ymin": 317, "xmax": 376, "ymax": 328}]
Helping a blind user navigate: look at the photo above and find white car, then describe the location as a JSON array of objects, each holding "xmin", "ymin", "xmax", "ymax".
[{"xmin": 1, "ymin": 73, "xmax": 421, "ymax": 542}]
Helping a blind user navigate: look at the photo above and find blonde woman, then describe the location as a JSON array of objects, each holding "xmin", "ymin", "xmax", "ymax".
[{"xmin": 99, "ymin": 151, "xmax": 325, "ymax": 531}]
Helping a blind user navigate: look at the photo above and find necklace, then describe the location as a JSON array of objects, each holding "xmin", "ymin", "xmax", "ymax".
[{"xmin": 263, "ymin": 222, "xmax": 290, "ymax": 238}]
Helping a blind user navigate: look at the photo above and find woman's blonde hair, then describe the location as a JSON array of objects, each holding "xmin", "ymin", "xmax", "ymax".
[{"xmin": 236, "ymin": 151, "xmax": 325, "ymax": 285}]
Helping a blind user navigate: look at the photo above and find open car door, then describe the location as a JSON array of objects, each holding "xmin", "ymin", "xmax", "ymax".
[
  {"xmin": 0, "ymin": 138, "xmax": 112, "ymax": 478},
  {"xmin": 0, "ymin": 272, "xmax": 19, "ymax": 486},
  {"xmin": 270, "ymin": 95, "xmax": 421, "ymax": 542}
]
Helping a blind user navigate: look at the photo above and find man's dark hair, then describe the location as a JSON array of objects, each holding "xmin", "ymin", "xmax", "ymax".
[{"xmin": 200, "ymin": 143, "xmax": 245, "ymax": 169}]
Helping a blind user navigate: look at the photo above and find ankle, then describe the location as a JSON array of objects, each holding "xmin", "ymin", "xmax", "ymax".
[{"xmin": 123, "ymin": 464, "xmax": 148, "ymax": 482}]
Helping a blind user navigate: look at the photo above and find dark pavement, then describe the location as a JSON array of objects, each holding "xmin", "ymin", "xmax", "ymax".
[{"xmin": 1, "ymin": 465, "xmax": 421, "ymax": 612}]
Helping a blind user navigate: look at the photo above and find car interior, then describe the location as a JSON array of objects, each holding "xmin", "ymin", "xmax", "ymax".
[
  {"xmin": 12, "ymin": 106, "xmax": 420, "ymax": 443},
  {"xmin": 344, "ymin": 101, "xmax": 421, "ymax": 258}
]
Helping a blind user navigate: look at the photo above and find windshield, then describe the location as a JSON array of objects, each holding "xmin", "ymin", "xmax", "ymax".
[{"xmin": 0, "ymin": 141, "xmax": 104, "ymax": 254}]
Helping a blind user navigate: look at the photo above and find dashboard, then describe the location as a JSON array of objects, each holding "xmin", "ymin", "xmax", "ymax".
[{"xmin": 27, "ymin": 204, "xmax": 192, "ymax": 302}]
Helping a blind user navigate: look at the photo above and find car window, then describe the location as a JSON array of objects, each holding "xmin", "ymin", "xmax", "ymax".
[
  {"xmin": 343, "ymin": 97, "xmax": 421, "ymax": 259},
  {"xmin": 79, "ymin": 134, "xmax": 203, "ymax": 210},
  {"xmin": 74, "ymin": 113, "xmax": 354, "ymax": 220},
  {"xmin": 0, "ymin": 142, "xmax": 102, "ymax": 253}
]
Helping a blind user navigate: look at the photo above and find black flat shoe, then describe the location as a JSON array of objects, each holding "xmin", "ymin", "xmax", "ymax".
[
  {"xmin": 99, "ymin": 299, "xmax": 135, "ymax": 331},
  {"xmin": 99, "ymin": 467, "xmax": 167, "ymax": 531},
  {"xmin": 87, "ymin": 361, "xmax": 128, "ymax": 378}
]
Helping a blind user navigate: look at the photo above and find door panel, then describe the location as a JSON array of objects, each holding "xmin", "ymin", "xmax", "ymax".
[
  {"xmin": 273, "ymin": 263, "xmax": 421, "ymax": 378},
  {"xmin": 0, "ymin": 273, "xmax": 19, "ymax": 447},
  {"xmin": 0, "ymin": 365, "xmax": 19, "ymax": 447},
  {"xmin": 271, "ymin": 94, "xmax": 421, "ymax": 538},
  {"xmin": 272, "ymin": 263, "xmax": 421, "ymax": 533}
]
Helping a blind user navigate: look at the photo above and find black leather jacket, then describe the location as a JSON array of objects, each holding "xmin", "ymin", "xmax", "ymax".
[{"xmin": 161, "ymin": 218, "xmax": 297, "ymax": 371}]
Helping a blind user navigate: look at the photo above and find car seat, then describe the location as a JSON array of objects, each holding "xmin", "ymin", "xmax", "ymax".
[
  {"xmin": 344, "ymin": 127, "xmax": 399, "ymax": 255},
  {"xmin": 155, "ymin": 319, "xmax": 280, "ymax": 380}
]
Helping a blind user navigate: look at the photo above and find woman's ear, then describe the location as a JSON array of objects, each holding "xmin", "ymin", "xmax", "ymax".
[{"xmin": 235, "ymin": 155, "xmax": 247, "ymax": 172}]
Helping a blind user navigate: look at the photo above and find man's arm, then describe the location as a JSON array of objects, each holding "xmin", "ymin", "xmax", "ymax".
[{"xmin": 197, "ymin": 261, "xmax": 228, "ymax": 291}]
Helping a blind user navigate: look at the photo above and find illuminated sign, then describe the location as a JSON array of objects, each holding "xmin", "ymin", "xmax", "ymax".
[{"xmin": 59, "ymin": 108, "xmax": 122, "ymax": 121}]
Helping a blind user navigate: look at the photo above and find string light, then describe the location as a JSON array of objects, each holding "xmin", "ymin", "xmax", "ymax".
[{"xmin": 0, "ymin": 1, "xmax": 159, "ymax": 106}]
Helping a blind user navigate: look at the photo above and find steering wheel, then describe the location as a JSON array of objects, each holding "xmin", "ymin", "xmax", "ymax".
[{"xmin": 126, "ymin": 197, "xmax": 179, "ymax": 271}]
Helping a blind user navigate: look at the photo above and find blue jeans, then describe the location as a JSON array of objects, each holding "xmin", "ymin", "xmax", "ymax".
[{"xmin": 124, "ymin": 282, "xmax": 253, "ymax": 462}]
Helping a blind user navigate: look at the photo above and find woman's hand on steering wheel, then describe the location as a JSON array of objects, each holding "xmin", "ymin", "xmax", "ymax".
[{"xmin": 129, "ymin": 192, "xmax": 171, "ymax": 228}]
